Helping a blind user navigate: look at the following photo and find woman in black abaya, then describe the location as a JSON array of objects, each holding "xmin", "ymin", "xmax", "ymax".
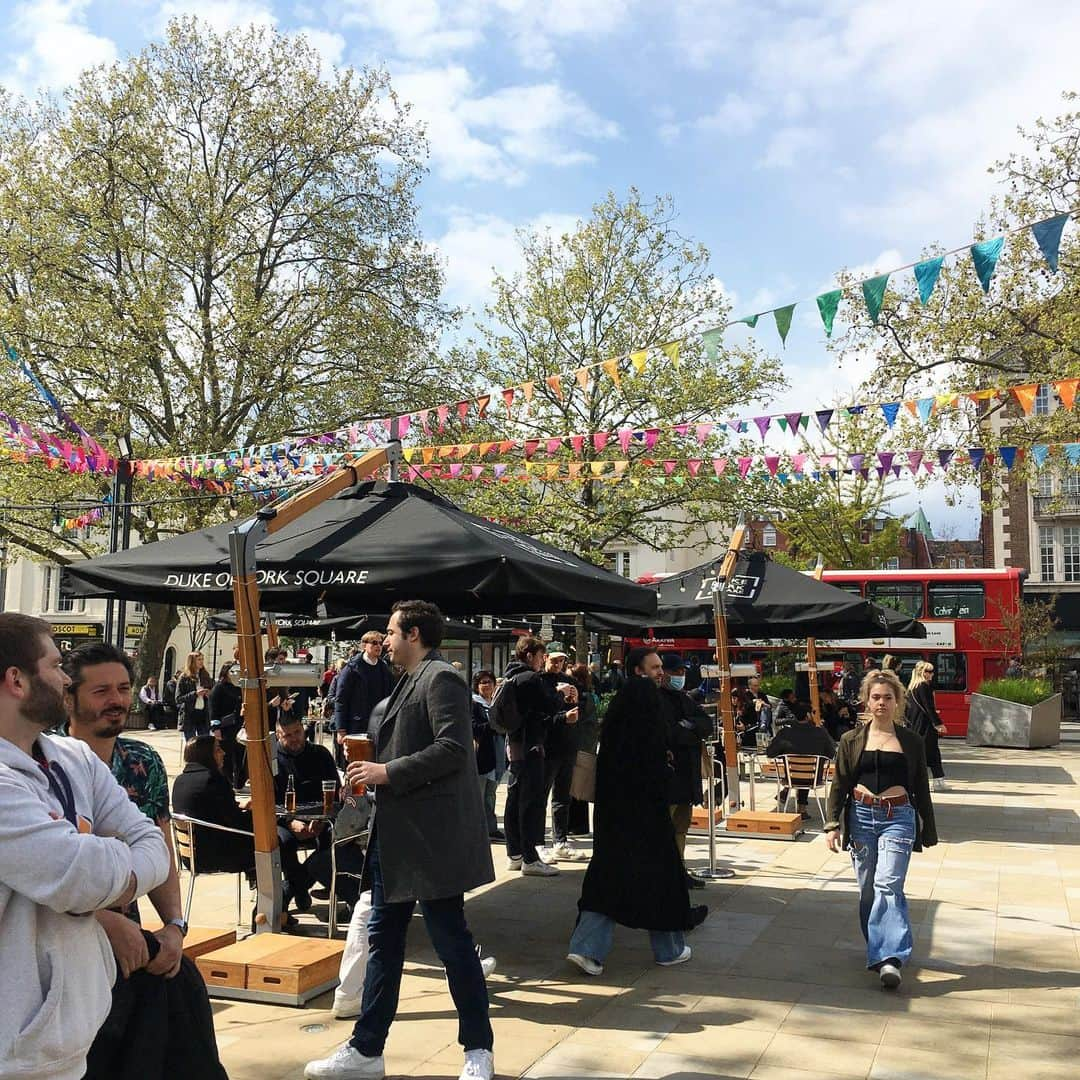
[{"xmin": 566, "ymin": 648, "xmax": 707, "ymax": 976}]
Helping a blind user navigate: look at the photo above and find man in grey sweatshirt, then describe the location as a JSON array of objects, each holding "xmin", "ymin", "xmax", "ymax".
[{"xmin": 0, "ymin": 614, "xmax": 171, "ymax": 1080}]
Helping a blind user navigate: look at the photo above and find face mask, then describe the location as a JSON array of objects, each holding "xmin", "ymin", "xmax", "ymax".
[{"xmin": 668, "ymin": 675, "xmax": 686, "ymax": 691}]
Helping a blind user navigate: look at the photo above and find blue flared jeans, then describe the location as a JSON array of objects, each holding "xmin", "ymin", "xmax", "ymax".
[
  {"xmin": 848, "ymin": 800, "xmax": 916, "ymax": 969},
  {"xmin": 569, "ymin": 909, "xmax": 685, "ymax": 964}
]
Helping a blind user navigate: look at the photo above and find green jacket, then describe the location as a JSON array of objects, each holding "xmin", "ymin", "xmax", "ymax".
[{"xmin": 824, "ymin": 722, "xmax": 938, "ymax": 851}]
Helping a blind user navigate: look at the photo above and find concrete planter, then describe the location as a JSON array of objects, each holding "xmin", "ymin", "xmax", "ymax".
[{"xmin": 966, "ymin": 692, "xmax": 1062, "ymax": 749}]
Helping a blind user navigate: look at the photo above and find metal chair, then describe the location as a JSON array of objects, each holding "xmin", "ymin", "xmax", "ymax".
[
  {"xmin": 328, "ymin": 827, "xmax": 369, "ymax": 939},
  {"xmin": 171, "ymin": 813, "xmax": 254, "ymax": 930},
  {"xmin": 774, "ymin": 755, "xmax": 832, "ymax": 820}
]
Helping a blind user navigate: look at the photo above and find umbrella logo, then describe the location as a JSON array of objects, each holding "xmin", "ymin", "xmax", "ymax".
[
  {"xmin": 469, "ymin": 521, "xmax": 578, "ymax": 567},
  {"xmin": 725, "ymin": 574, "xmax": 763, "ymax": 602}
]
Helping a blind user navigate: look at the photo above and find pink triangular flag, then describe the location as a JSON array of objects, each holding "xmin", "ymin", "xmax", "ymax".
[
  {"xmin": 738, "ymin": 456, "xmax": 753, "ymax": 478},
  {"xmin": 570, "ymin": 435, "xmax": 585, "ymax": 455},
  {"xmin": 617, "ymin": 428, "xmax": 634, "ymax": 453},
  {"xmin": 644, "ymin": 429, "xmax": 660, "ymax": 450},
  {"xmin": 663, "ymin": 460, "xmax": 677, "ymax": 476},
  {"xmin": 593, "ymin": 432, "xmax": 610, "ymax": 453},
  {"xmin": 673, "ymin": 423, "xmax": 690, "ymax": 437},
  {"xmin": 686, "ymin": 459, "xmax": 702, "ymax": 477},
  {"xmin": 546, "ymin": 438, "xmax": 563, "ymax": 456},
  {"xmin": 471, "ymin": 466, "xmax": 484, "ymax": 480},
  {"xmin": 764, "ymin": 455, "xmax": 780, "ymax": 476},
  {"xmin": 907, "ymin": 451, "xmax": 924, "ymax": 473},
  {"xmin": 437, "ymin": 405, "xmax": 450, "ymax": 432},
  {"xmin": 712, "ymin": 457, "xmax": 728, "ymax": 477},
  {"xmin": 695, "ymin": 422, "xmax": 713, "ymax": 444},
  {"xmin": 791, "ymin": 453, "xmax": 807, "ymax": 474}
]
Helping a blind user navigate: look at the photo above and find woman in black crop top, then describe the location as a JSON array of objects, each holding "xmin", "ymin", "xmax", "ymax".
[{"xmin": 823, "ymin": 668, "xmax": 936, "ymax": 993}]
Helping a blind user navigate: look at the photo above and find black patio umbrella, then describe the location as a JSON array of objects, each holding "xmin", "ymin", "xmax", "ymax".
[
  {"xmin": 63, "ymin": 481, "xmax": 657, "ymax": 619},
  {"xmin": 204, "ymin": 610, "xmax": 510, "ymax": 643},
  {"xmin": 595, "ymin": 552, "xmax": 926, "ymax": 640}
]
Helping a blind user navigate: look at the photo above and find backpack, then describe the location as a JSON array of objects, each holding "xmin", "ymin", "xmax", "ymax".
[{"xmin": 487, "ymin": 675, "xmax": 524, "ymax": 736}]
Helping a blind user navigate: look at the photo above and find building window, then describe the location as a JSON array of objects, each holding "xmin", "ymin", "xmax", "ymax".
[
  {"xmin": 762, "ymin": 524, "xmax": 777, "ymax": 548},
  {"xmin": 41, "ymin": 565, "xmax": 83, "ymax": 614},
  {"xmin": 873, "ymin": 518, "xmax": 885, "ymax": 531},
  {"xmin": 1036, "ymin": 472, "xmax": 1054, "ymax": 497},
  {"xmin": 948, "ymin": 557, "xmax": 964, "ymax": 569},
  {"xmin": 1063, "ymin": 471, "xmax": 1080, "ymax": 497},
  {"xmin": 1064, "ymin": 527, "xmax": 1080, "ymax": 583},
  {"xmin": 928, "ymin": 582, "xmax": 985, "ymax": 619},
  {"xmin": 1034, "ymin": 384, "xmax": 1052, "ymax": 415},
  {"xmin": 1039, "ymin": 525, "xmax": 1056, "ymax": 581},
  {"xmin": 868, "ymin": 580, "xmax": 922, "ymax": 615},
  {"xmin": 603, "ymin": 551, "xmax": 632, "ymax": 578}
]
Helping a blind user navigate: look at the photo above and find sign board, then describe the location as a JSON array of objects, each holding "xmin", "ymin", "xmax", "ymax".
[
  {"xmin": 540, "ymin": 615, "xmax": 554, "ymax": 643},
  {"xmin": 50, "ymin": 622, "xmax": 104, "ymax": 653},
  {"xmin": 125, "ymin": 623, "xmax": 145, "ymax": 640},
  {"xmin": 730, "ymin": 663, "xmax": 759, "ymax": 677},
  {"xmin": 733, "ymin": 621, "xmax": 955, "ymax": 652}
]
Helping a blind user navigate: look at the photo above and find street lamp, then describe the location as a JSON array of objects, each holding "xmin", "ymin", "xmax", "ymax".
[{"xmin": 104, "ymin": 433, "xmax": 134, "ymax": 648}]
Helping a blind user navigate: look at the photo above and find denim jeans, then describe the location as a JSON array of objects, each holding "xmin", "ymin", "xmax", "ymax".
[
  {"xmin": 569, "ymin": 909, "xmax": 686, "ymax": 964},
  {"xmin": 350, "ymin": 830, "xmax": 493, "ymax": 1057},
  {"xmin": 848, "ymin": 800, "xmax": 916, "ymax": 969}
]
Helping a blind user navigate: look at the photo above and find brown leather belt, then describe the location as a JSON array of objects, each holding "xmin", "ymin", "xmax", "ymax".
[{"xmin": 852, "ymin": 789, "xmax": 910, "ymax": 809}]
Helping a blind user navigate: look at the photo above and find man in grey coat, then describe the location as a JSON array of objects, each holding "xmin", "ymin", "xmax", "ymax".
[{"xmin": 306, "ymin": 600, "xmax": 495, "ymax": 1080}]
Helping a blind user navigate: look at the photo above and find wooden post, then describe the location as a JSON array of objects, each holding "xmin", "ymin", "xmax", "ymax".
[
  {"xmin": 806, "ymin": 557, "xmax": 825, "ymax": 726},
  {"xmin": 231, "ymin": 445, "xmax": 396, "ymax": 933}
]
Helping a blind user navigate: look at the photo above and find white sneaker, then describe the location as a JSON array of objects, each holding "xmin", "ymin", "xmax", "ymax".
[
  {"xmin": 481, "ymin": 955, "xmax": 496, "ymax": 978},
  {"xmin": 304, "ymin": 1043, "xmax": 385, "ymax": 1079},
  {"xmin": 522, "ymin": 860, "xmax": 560, "ymax": 877},
  {"xmin": 537, "ymin": 846, "xmax": 559, "ymax": 865},
  {"xmin": 933, "ymin": 778, "xmax": 947, "ymax": 793},
  {"xmin": 551, "ymin": 841, "xmax": 587, "ymax": 862},
  {"xmin": 147, "ymin": 724, "xmax": 157, "ymax": 731},
  {"xmin": 331, "ymin": 994, "xmax": 362, "ymax": 1020},
  {"xmin": 506, "ymin": 855, "xmax": 523, "ymax": 871},
  {"xmin": 460, "ymin": 1048, "xmax": 494, "ymax": 1080},
  {"xmin": 567, "ymin": 952, "xmax": 603, "ymax": 976},
  {"xmin": 879, "ymin": 962, "xmax": 902, "ymax": 990},
  {"xmin": 656, "ymin": 946, "xmax": 692, "ymax": 966}
]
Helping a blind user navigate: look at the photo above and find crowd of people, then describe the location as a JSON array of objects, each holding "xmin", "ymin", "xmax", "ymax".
[{"xmin": 0, "ymin": 604, "xmax": 943, "ymax": 1080}]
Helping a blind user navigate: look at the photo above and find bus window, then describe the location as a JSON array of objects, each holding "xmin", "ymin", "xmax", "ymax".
[
  {"xmin": 931, "ymin": 653, "xmax": 967, "ymax": 693},
  {"xmin": 867, "ymin": 582, "xmax": 924, "ymax": 619},
  {"xmin": 928, "ymin": 582, "xmax": 986, "ymax": 619}
]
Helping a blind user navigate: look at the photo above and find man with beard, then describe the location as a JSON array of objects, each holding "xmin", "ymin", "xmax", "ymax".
[
  {"xmin": 0, "ymin": 614, "xmax": 171, "ymax": 1080},
  {"xmin": 62, "ymin": 643, "xmax": 186, "ymax": 977}
]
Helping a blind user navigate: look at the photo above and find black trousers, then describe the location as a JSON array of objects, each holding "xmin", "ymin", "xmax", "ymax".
[
  {"xmin": 218, "ymin": 727, "xmax": 246, "ymax": 789},
  {"xmin": 505, "ymin": 753, "xmax": 546, "ymax": 864},
  {"xmin": 543, "ymin": 750, "xmax": 575, "ymax": 845}
]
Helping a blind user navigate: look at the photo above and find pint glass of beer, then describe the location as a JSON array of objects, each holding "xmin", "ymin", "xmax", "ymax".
[{"xmin": 344, "ymin": 735, "xmax": 374, "ymax": 795}]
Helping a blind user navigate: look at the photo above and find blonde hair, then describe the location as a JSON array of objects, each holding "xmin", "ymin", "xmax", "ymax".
[
  {"xmin": 907, "ymin": 660, "xmax": 934, "ymax": 692},
  {"xmin": 360, "ymin": 632, "xmax": 384, "ymax": 646},
  {"xmin": 859, "ymin": 668, "xmax": 907, "ymax": 719},
  {"xmin": 881, "ymin": 654, "xmax": 902, "ymax": 673},
  {"xmin": 183, "ymin": 651, "xmax": 203, "ymax": 679}
]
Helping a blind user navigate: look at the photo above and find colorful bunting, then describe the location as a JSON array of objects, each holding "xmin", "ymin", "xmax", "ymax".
[
  {"xmin": 661, "ymin": 341, "xmax": 681, "ymax": 368},
  {"xmin": 862, "ymin": 274, "xmax": 890, "ymax": 324},
  {"xmin": 913, "ymin": 257, "xmax": 944, "ymax": 305},
  {"xmin": 1031, "ymin": 214, "xmax": 1069, "ymax": 273},
  {"xmin": 701, "ymin": 327, "xmax": 723, "ymax": 361},
  {"xmin": 816, "ymin": 290, "xmax": 842, "ymax": 337},
  {"xmin": 773, "ymin": 305, "xmax": 795, "ymax": 346},
  {"xmin": 970, "ymin": 236, "xmax": 1005, "ymax": 293}
]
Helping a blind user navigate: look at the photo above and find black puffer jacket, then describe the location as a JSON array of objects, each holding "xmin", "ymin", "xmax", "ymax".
[{"xmin": 503, "ymin": 659, "xmax": 568, "ymax": 751}]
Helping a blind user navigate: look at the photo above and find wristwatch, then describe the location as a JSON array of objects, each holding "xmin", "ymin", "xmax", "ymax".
[{"xmin": 166, "ymin": 917, "xmax": 189, "ymax": 938}]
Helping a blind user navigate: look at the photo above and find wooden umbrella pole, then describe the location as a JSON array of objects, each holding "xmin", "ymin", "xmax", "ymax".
[
  {"xmin": 806, "ymin": 557, "xmax": 825, "ymax": 727},
  {"xmin": 232, "ymin": 445, "xmax": 396, "ymax": 934}
]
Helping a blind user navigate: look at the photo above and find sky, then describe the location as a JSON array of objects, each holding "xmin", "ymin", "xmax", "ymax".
[{"xmin": 3, "ymin": 0, "xmax": 1077, "ymax": 540}]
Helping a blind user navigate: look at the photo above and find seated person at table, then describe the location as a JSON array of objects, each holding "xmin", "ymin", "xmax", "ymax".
[
  {"xmin": 765, "ymin": 702, "xmax": 836, "ymax": 820},
  {"xmin": 172, "ymin": 735, "xmax": 309, "ymax": 928},
  {"xmin": 274, "ymin": 715, "xmax": 340, "ymax": 913}
]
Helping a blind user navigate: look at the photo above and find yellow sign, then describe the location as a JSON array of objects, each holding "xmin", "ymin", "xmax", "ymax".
[
  {"xmin": 49, "ymin": 622, "xmax": 102, "ymax": 636},
  {"xmin": 125, "ymin": 624, "xmax": 145, "ymax": 639}
]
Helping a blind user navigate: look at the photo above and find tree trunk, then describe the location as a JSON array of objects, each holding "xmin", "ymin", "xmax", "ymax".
[
  {"xmin": 136, "ymin": 602, "xmax": 180, "ymax": 692},
  {"xmin": 575, "ymin": 611, "xmax": 588, "ymax": 664}
]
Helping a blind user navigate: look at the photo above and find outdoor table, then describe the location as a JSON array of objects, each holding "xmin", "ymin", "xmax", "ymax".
[{"xmin": 737, "ymin": 747, "xmax": 769, "ymax": 811}]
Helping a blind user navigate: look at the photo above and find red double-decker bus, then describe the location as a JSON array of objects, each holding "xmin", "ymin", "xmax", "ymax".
[{"xmin": 629, "ymin": 568, "xmax": 1024, "ymax": 737}]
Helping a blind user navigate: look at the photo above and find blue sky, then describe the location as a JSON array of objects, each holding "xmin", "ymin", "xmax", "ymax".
[{"xmin": 4, "ymin": 0, "xmax": 1077, "ymax": 539}]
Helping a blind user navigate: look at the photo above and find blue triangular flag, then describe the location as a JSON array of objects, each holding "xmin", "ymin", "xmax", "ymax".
[
  {"xmin": 970, "ymin": 237, "xmax": 1005, "ymax": 293},
  {"xmin": 913, "ymin": 256, "xmax": 945, "ymax": 305},
  {"xmin": 880, "ymin": 402, "xmax": 901, "ymax": 427},
  {"xmin": 847, "ymin": 405, "xmax": 866, "ymax": 415},
  {"xmin": 916, "ymin": 397, "xmax": 934, "ymax": 423},
  {"xmin": 1030, "ymin": 445, "xmax": 1049, "ymax": 468},
  {"xmin": 1065, "ymin": 444, "xmax": 1080, "ymax": 465},
  {"xmin": 998, "ymin": 446, "xmax": 1018, "ymax": 470},
  {"xmin": 1031, "ymin": 214, "xmax": 1069, "ymax": 273},
  {"xmin": 815, "ymin": 409, "xmax": 834, "ymax": 431},
  {"xmin": 968, "ymin": 447, "xmax": 985, "ymax": 470}
]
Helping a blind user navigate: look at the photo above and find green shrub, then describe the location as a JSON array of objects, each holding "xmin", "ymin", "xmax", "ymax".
[
  {"xmin": 759, "ymin": 675, "xmax": 791, "ymax": 699},
  {"xmin": 595, "ymin": 692, "xmax": 617, "ymax": 721},
  {"xmin": 976, "ymin": 677, "xmax": 1055, "ymax": 706}
]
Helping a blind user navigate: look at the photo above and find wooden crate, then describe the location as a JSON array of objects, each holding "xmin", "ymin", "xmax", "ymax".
[
  {"xmin": 689, "ymin": 806, "xmax": 724, "ymax": 830},
  {"xmin": 246, "ymin": 938, "xmax": 345, "ymax": 996},
  {"xmin": 725, "ymin": 810, "xmax": 804, "ymax": 839},
  {"xmin": 143, "ymin": 923, "xmax": 236, "ymax": 961},
  {"xmin": 196, "ymin": 933, "xmax": 294, "ymax": 990}
]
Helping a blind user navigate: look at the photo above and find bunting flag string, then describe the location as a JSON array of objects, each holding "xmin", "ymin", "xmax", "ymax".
[{"xmin": 725, "ymin": 207, "xmax": 1075, "ymax": 346}]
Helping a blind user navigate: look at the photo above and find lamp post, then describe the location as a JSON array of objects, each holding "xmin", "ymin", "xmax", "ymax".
[{"xmin": 104, "ymin": 433, "xmax": 133, "ymax": 648}]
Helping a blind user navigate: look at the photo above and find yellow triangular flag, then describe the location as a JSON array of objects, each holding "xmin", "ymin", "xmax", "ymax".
[
  {"xmin": 590, "ymin": 461, "xmax": 607, "ymax": 476},
  {"xmin": 630, "ymin": 349, "xmax": 648, "ymax": 374},
  {"xmin": 546, "ymin": 463, "xmax": 560, "ymax": 480},
  {"xmin": 661, "ymin": 341, "xmax": 680, "ymax": 367},
  {"xmin": 522, "ymin": 381, "xmax": 534, "ymax": 402},
  {"xmin": 601, "ymin": 358, "xmax": 621, "ymax": 387},
  {"xmin": 613, "ymin": 460, "xmax": 628, "ymax": 476},
  {"xmin": 575, "ymin": 368, "xmax": 590, "ymax": 391},
  {"xmin": 934, "ymin": 394, "xmax": 957, "ymax": 410},
  {"xmin": 567, "ymin": 462, "xmax": 582, "ymax": 479},
  {"xmin": 402, "ymin": 448, "xmax": 415, "ymax": 463}
]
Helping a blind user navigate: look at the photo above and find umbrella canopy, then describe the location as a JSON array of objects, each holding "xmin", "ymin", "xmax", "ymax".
[
  {"xmin": 204, "ymin": 610, "xmax": 510, "ymax": 643},
  {"xmin": 63, "ymin": 481, "xmax": 657, "ymax": 619},
  {"xmin": 598, "ymin": 553, "xmax": 926, "ymax": 640}
]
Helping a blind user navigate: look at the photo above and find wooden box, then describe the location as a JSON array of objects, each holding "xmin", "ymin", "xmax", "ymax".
[
  {"xmin": 143, "ymin": 923, "xmax": 236, "ymax": 961},
  {"xmin": 689, "ymin": 806, "xmax": 724, "ymax": 830},
  {"xmin": 196, "ymin": 933, "xmax": 294, "ymax": 989},
  {"xmin": 246, "ymin": 938, "xmax": 345, "ymax": 996},
  {"xmin": 725, "ymin": 810, "xmax": 804, "ymax": 839}
]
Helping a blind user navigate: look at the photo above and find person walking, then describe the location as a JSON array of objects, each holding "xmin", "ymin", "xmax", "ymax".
[
  {"xmin": 305, "ymin": 601, "xmax": 496, "ymax": 1080},
  {"xmin": 566, "ymin": 648, "xmax": 708, "ymax": 977},
  {"xmin": 176, "ymin": 651, "xmax": 212, "ymax": 741},
  {"xmin": 824, "ymin": 668, "xmax": 937, "ymax": 991},
  {"xmin": 906, "ymin": 661, "xmax": 947, "ymax": 792},
  {"xmin": 209, "ymin": 661, "xmax": 245, "ymax": 789},
  {"xmin": 332, "ymin": 632, "xmax": 394, "ymax": 768}
]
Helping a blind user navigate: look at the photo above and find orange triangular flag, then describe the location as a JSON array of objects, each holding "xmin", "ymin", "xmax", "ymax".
[
  {"xmin": 1010, "ymin": 383, "xmax": 1038, "ymax": 415},
  {"xmin": 422, "ymin": 447, "xmax": 435, "ymax": 465},
  {"xmin": 478, "ymin": 441, "xmax": 497, "ymax": 457},
  {"xmin": 475, "ymin": 395, "xmax": 490, "ymax": 419},
  {"xmin": 545, "ymin": 375, "xmax": 563, "ymax": 400},
  {"xmin": 602, "ymin": 358, "xmax": 621, "ymax": 387},
  {"xmin": 438, "ymin": 444, "xmax": 456, "ymax": 460},
  {"xmin": 521, "ymin": 381, "xmax": 534, "ymax": 402},
  {"xmin": 498, "ymin": 440, "xmax": 516, "ymax": 454},
  {"xmin": 501, "ymin": 387, "xmax": 515, "ymax": 413},
  {"xmin": 1054, "ymin": 378, "xmax": 1078, "ymax": 410},
  {"xmin": 546, "ymin": 463, "xmax": 560, "ymax": 480},
  {"xmin": 457, "ymin": 443, "xmax": 474, "ymax": 459},
  {"xmin": 567, "ymin": 462, "xmax": 582, "ymax": 479},
  {"xmin": 575, "ymin": 368, "xmax": 590, "ymax": 391},
  {"xmin": 904, "ymin": 400, "xmax": 919, "ymax": 418},
  {"xmin": 630, "ymin": 349, "xmax": 648, "ymax": 374}
]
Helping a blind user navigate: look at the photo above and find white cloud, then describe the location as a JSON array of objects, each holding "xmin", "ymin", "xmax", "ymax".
[
  {"xmin": 154, "ymin": 0, "xmax": 277, "ymax": 35},
  {"xmin": 434, "ymin": 208, "xmax": 580, "ymax": 310},
  {"xmin": 660, "ymin": 92, "xmax": 763, "ymax": 142},
  {"xmin": 756, "ymin": 126, "xmax": 827, "ymax": 170},
  {"xmin": 394, "ymin": 66, "xmax": 619, "ymax": 184},
  {"xmin": 3, "ymin": 1, "xmax": 117, "ymax": 97},
  {"xmin": 295, "ymin": 27, "xmax": 347, "ymax": 69}
]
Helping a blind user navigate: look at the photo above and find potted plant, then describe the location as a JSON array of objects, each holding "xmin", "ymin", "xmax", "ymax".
[{"xmin": 966, "ymin": 677, "xmax": 1061, "ymax": 748}]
